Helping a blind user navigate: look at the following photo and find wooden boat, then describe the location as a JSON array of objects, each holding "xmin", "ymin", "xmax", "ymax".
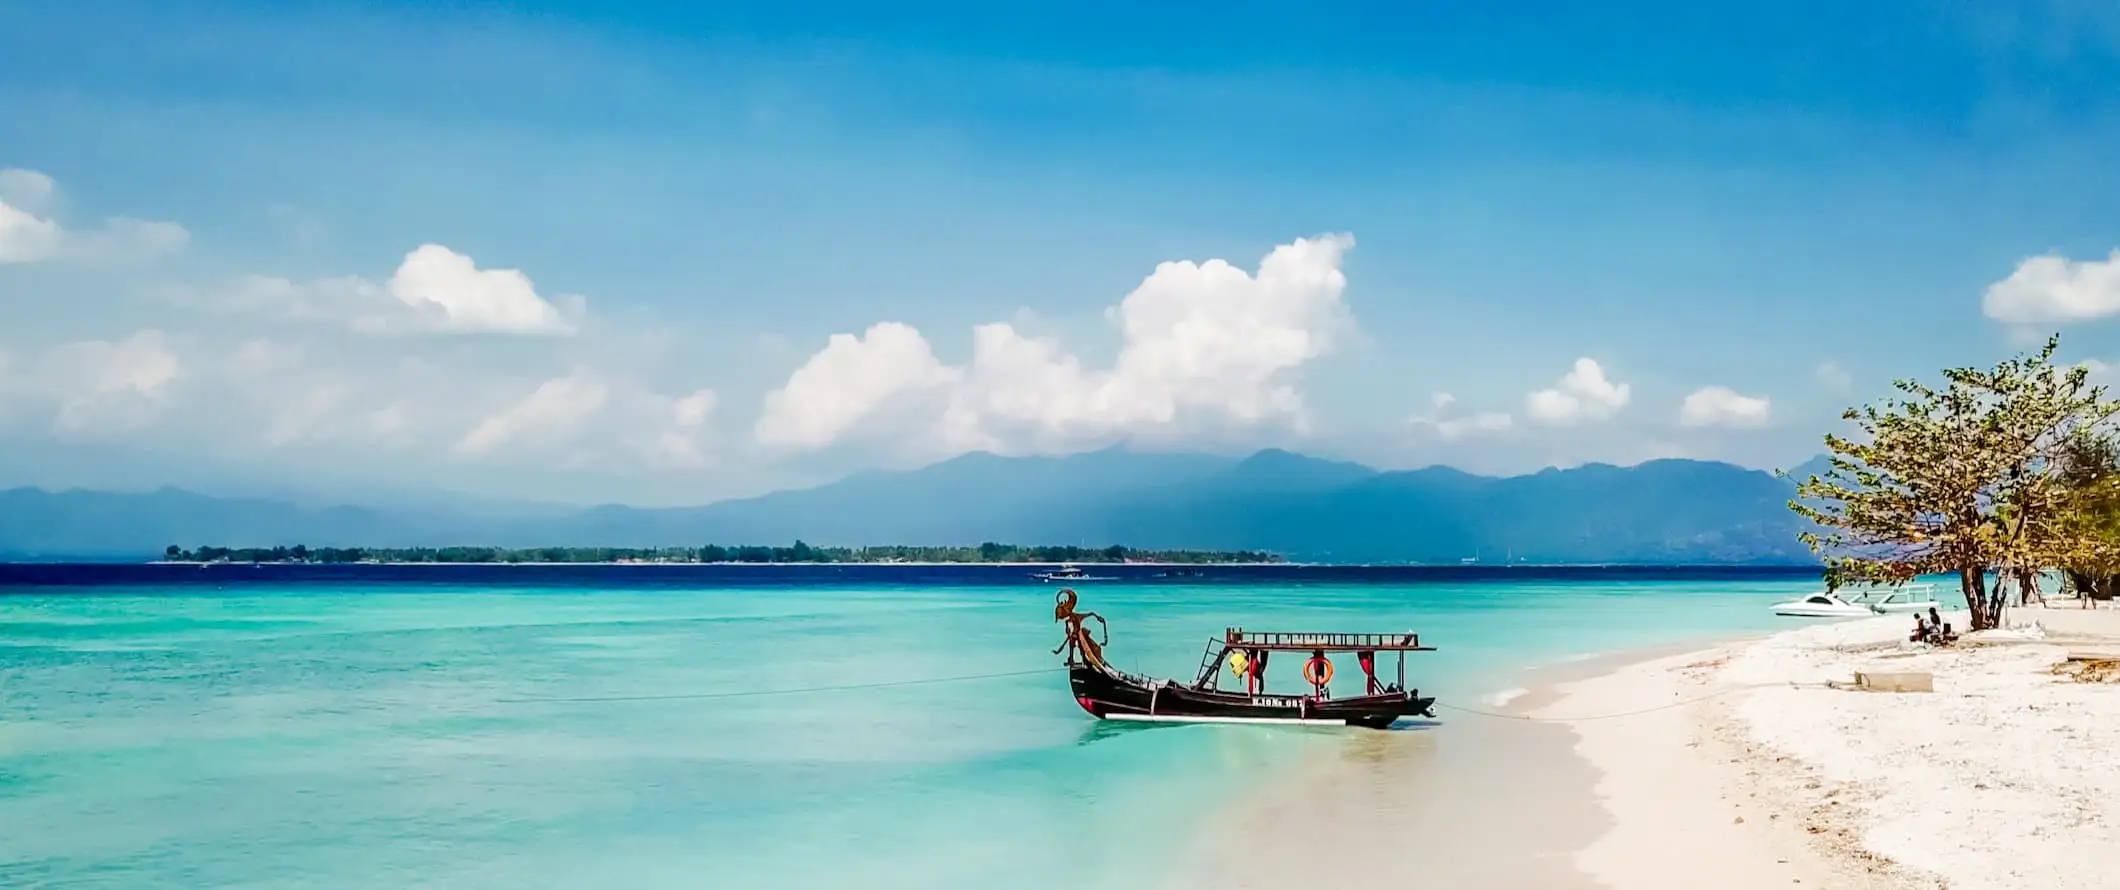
[{"xmin": 1052, "ymin": 590, "xmax": 1436, "ymax": 729}]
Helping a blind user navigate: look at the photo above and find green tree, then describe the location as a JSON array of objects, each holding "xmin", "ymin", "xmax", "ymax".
[
  {"xmin": 2052, "ymin": 433, "xmax": 2120, "ymax": 603},
  {"xmin": 1790, "ymin": 335, "xmax": 2117, "ymax": 630}
]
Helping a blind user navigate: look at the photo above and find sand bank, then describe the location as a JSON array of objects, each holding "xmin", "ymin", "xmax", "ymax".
[{"xmin": 1542, "ymin": 602, "xmax": 2120, "ymax": 890}]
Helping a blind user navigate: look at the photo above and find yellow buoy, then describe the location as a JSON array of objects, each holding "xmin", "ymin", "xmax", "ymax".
[{"xmin": 1227, "ymin": 649, "xmax": 1250, "ymax": 677}]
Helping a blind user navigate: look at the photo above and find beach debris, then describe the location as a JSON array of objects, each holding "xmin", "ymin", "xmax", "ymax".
[
  {"xmin": 2049, "ymin": 652, "xmax": 2120, "ymax": 683},
  {"xmin": 1828, "ymin": 670, "xmax": 1935, "ymax": 693}
]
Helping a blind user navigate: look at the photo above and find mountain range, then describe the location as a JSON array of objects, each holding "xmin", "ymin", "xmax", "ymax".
[{"xmin": 0, "ymin": 449, "xmax": 1830, "ymax": 564}]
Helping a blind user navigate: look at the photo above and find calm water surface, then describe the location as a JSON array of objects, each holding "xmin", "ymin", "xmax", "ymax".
[{"xmin": 0, "ymin": 567, "xmax": 1860, "ymax": 889}]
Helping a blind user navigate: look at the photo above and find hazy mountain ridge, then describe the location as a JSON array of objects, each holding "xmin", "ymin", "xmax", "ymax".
[{"xmin": 0, "ymin": 450, "xmax": 1824, "ymax": 564}]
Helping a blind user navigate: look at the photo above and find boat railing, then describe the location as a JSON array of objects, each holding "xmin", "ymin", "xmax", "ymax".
[{"xmin": 1223, "ymin": 630, "xmax": 1433, "ymax": 651}]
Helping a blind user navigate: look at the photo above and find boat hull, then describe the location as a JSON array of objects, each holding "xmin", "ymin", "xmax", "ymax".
[
  {"xmin": 1771, "ymin": 605, "xmax": 1874, "ymax": 618},
  {"xmin": 1067, "ymin": 663, "xmax": 1434, "ymax": 729}
]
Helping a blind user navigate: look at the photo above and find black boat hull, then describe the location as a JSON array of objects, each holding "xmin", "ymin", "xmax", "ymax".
[{"xmin": 1068, "ymin": 663, "xmax": 1434, "ymax": 729}]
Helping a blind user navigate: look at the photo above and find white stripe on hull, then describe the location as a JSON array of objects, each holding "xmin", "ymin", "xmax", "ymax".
[{"xmin": 1104, "ymin": 713, "xmax": 1349, "ymax": 726}]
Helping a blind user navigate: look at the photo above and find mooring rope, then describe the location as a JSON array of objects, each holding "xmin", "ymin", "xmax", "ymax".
[{"xmin": 500, "ymin": 666, "xmax": 1067, "ymax": 704}]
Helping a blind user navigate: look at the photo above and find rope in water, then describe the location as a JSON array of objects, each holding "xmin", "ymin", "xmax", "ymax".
[{"xmin": 500, "ymin": 667, "xmax": 1067, "ymax": 703}]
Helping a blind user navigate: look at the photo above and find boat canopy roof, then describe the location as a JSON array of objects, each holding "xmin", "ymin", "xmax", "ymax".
[{"xmin": 1224, "ymin": 629, "xmax": 1435, "ymax": 652}]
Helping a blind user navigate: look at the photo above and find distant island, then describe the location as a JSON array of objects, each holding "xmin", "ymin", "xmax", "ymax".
[{"xmin": 157, "ymin": 542, "xmax": 1285, "ymax": 565}]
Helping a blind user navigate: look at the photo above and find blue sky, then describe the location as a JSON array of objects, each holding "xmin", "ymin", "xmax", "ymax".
[{"xmin": 4, "ymin": 1, "xmax": 2120, "ymax": 506}]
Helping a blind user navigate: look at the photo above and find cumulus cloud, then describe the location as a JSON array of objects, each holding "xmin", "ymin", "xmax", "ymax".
[
  {"xmin": 0, "ymin": 168, "xmax": 56, "ymax": 209},
  {"xmin": 649, "ymin": 388, "xmax": 720, "ymax": 469},
  {"xmin": 388, "ymin": 244, "xmax": 579, "ymax": 334},
  {"xmin": 0, "ymin": 168, "xmax": 187, "ymax": 265},
  {"xmin": 1410, "ymin": 390, "xmax": 1512, "ymax": 439},
  {"xmin": 1982, "ymin": 250, "xmax": 2120, "ymax": 324},
  {"xmin": 755, "ymin": 322, "xmax": 959, "ymax": 451},
  {"xmin": 188, "ymin": 244, "xmax": 583, "ymax": 335},
  {"xmin": 1435, "ymin": 411, "xmax": 1514, "ymax": 439},
  {"xmin": 456, "ymin": 373, "xmax": 610, "ymax": 455},
  {"xmin": 1525, "ymin": 358, "xmax": 1630, "ymax": 424},
  {"xmin": 0, "ymin": 170, "xmax": 62, "ymax": 262},
  {"xmin": 40, "ymin": 330, "xmax": 183, "ymax": 434},
  {"xmin": 1678, "ymin": 385, "xmax": 1772, "ymax": 428},
  {"xmin": 755, "ymin": 234, "xmax": 1355, "ymax": 456}
]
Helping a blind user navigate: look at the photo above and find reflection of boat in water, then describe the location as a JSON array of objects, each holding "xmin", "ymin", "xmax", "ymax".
[
  {"xmin": 1052, "ymin": 589, "xmax": 1437, "ymax": 729},
  {"xmin": 1772, "ymin": 583, "xmax": 1942, "ymax": 617},
  {"xmin": 1032, "ymin": 564, "xmax": 1117, "ymax": 582}
]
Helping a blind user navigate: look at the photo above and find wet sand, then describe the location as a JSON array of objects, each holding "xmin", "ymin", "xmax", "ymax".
[
  {"xmin": 1195, "ymin": 604, "xmax": 2120, "ymax": 890},
  {"xmin": 1175, "ymin": 635, "xmax": 1842, "ymax": 890}
]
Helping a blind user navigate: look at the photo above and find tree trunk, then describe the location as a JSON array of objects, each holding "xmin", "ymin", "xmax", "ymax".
[
  {"xmin": 1962, "ymin": 567, "xmax": 2003, "ymax": 631},
  {"xmin": 2096, "ymin": 576, "xmax": 2118, "ymax": 602}
]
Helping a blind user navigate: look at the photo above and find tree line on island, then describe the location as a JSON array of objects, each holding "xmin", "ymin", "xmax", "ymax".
[
  {"xmin": 159, "ymin": 542, "xmax": 1284, "ymax": 565},
  {"xmin": 1792, "ymin": 333, "xmax": 2120, "ymax": 631}
]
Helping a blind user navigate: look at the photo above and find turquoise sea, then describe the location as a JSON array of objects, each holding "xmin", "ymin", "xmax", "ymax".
[{"xmin": 0, "ymin": 566, "xmax": 1881, "ymax": 889}]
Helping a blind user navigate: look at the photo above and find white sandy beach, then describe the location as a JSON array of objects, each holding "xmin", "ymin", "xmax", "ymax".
[{"xmin": 1539, "ymin": 602, "xmax": 2120, "ymax": 890}]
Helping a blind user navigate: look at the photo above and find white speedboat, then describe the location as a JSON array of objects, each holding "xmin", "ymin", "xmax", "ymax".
[
  {"xmin": 1032, "ymin": 564, "xmax": 1118, "ymax": 583},
  {"xmin": 1854, "ymin": 584, "xmax": 1942, "ymax": 614},
  {"xmin": 1770, "ymin": 591, "xmax": 1875, "ymax": 618}
]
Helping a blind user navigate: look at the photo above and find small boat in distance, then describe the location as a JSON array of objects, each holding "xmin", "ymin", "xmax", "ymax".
[
  {"xmin": 1032, "ymin": 564, "xmax": 1117, "ymax": 583},
  {"xmin": 1052, "ymin": 589, "xmax": 1437, "ymax": 728}
]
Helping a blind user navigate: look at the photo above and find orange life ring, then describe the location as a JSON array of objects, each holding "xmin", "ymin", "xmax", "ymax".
[{"xmin": 1302, "ymin": 656, "xmax": 1334, "ymax": 687}]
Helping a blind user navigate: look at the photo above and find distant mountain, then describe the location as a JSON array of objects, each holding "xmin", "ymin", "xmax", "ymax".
[
  {"xmin": 0, "ymin": 487, "xmax": 440, "ymax": 559},
  {"xmin": 0, "ymin": 450, "xmax": 1827, "ymax": 564}
]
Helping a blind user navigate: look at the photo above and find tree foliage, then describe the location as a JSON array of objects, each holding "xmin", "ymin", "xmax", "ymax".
[
  {"xmin": 2052, "ymin": 434, "xmax": 2120, "ymax": 601},
  {"xmin": 1790, "ymin": 335, "xmax": 2118, "ymax": 630}
]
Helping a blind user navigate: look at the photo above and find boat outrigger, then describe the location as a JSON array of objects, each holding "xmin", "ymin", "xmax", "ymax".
[{"xmin": 1053, "ymin": 589, "xmax": 1436, "ymax": 729}]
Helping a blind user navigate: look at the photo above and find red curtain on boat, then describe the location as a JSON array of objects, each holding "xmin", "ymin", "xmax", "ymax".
[
  {"xmin": 1357, "ymin": 650, "xmax": 1378, "ymax": 694},
  {"xmin": 1248, "ymin": 649, "xmax": 1267, "ymax": 694}
]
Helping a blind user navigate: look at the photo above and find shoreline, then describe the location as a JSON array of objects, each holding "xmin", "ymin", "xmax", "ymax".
[
  {"xmin": 141, "ymin": 559, "xmax": 1296, "ymax": 567},
  {"xmin": 1185, "ymin": 603, "xmax": 2120, "ymax": 889},
  {"xmin": 1533, "ymin": 602, "xmax": 2120, "ymax": 889}
]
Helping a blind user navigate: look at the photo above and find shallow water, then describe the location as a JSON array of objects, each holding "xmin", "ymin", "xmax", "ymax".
[{"xmin": 0, "ymin": 568, "xmax": 1851, "ymax": 889}]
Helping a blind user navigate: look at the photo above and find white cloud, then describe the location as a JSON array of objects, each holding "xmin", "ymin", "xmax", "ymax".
[
  {"xmin": 756, "ymin": 234, "xmax": 1355, "ymax": 456},
  {"xmin": 0, "ymin": 168, "xmax": 56, "ymax": 209},
  {"xmin": 649, "ymin": 388, "xmax": 720, "ymax": 469},
  {"xmin": 1434, "ymin": 411, "xmax": 1514, "ymax": 439},
  {"xmin": 1982, "ymin": 250, "xmax": 2120, "ymax": 324},
  {"xmin": 1678, "ymin": 385, "xmax": 1772, "ymax": 428},
  {"xmin": 0, "ymin": 195, "xmax": 61, "ymax": 263},
  {"xmin": 456, "ymin": 374, "xmax": 610, "ymax": 455},
  {"xmin": 1525, "ymin": 358, "xmax": 1630, "ymax": 424},
  {"xmin": 1814, "ymin": 360, "xmax": 1853, "ymax": 394},
  {"xmin": 0, "ymin": 169, "xmax": 186, "ymax": 265},
  {"xmin": 184, "ymin": 244, "xmax": 582, "ymax": 335},
  {"xmin": 41, "ymin": 331, "xmax": 183, "ymax": 434},
  {"xmin": 388, "ymin": 244, "xmax": 579, "ymax": 334},
  {"xmin": 755, "ymin": 322, "xmax": 959, "ymax": 451},
  {"xmin": 1409, "ymin": 391, "xmax": 1512, "ymax": 440}
]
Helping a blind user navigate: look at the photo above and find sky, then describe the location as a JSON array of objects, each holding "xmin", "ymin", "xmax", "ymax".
[{"xmin": 5, "ymin": 0, "xmax": 2120, "ymax": 507}]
